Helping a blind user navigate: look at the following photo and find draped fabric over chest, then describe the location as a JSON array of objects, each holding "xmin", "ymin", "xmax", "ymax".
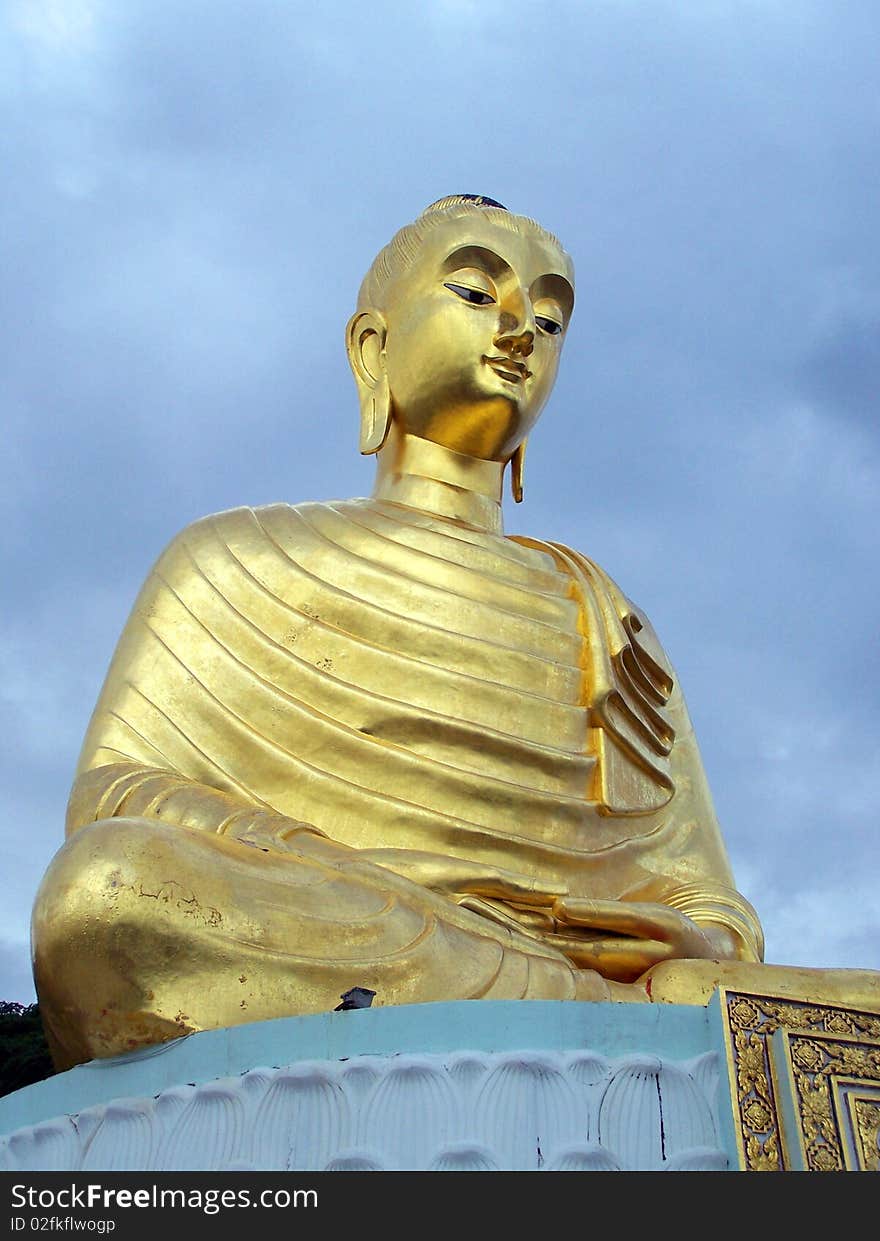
[{"xmin": 74, "ymin": 499, "xmax": 745, "ymax": 909}]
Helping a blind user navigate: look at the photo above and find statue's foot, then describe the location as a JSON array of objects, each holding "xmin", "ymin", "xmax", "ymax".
[
  {"xmin": 640, "ymin": 958, "xmax": 880, "ymax": 1011},
  {"xmin": 573, "ymin": 969, "xmax": 614, "ymax": 1002}
]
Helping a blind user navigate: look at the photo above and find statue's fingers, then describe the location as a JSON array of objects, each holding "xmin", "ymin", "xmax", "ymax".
[
  {"xmin": 457, "ymin": 895, "xmax": 548, "ymax": 939},
  {"xmin": 355, "ymin": 850, "xmax": 564, "ymax": 905},
  {"xmin": 546, "ymin": 931, "xmax": 674, "ymax": 974},
  {"xmin": 553, "ymin": 897, "xmax": 683, "ymax": 940},
  {"xmin": 477, "ymin": 869, "xmax": 568, "ymax": 905}
]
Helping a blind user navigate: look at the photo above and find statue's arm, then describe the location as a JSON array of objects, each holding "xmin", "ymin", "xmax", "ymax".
[
  {"xmin": 66, "ymin": 762, "xmax": 569, "ymax": 912},
  {"xmin": 548, "ymin": 677, "xmax": 764, "ymax": 978},
  {"xmin": 65, "ymin": 511, "xmax": 334, "ymax": 853},
  {"xmin": 65, "ymin": 760, "xmax": 326, "ymax": 848},
  {"xmin": 642, "ymin": 679, "xmax": 765, "ymax": 965},
  {"xmin": 513, "ymin": 542, "xmax": 763, "ymax": 974}
]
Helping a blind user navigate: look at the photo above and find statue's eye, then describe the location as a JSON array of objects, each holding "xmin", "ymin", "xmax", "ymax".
[
  {"xmin": 535, "ymin": 315, "xmax": 563, "ymax": 336},
  {"xmin": 444, "ymin": 282, "xmax": 496, "ymax": 306}
]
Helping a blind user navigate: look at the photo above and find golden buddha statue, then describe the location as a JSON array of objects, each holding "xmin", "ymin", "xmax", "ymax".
[{"xmin": 36, "ymin": 193, "xmax": 832, "ymax": 1072}]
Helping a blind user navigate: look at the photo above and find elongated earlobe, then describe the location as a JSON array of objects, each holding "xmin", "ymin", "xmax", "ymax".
[
  {"xmin": 346, "ymin": 309, "xmax": 392, "ymax": 455},
  {"xmin": 510, "ymin": 439, "xmax": 526, "ymax": 502},
  {"xmin": 360, "ymin": 373, "xmax": 392, "ymax": 455}
]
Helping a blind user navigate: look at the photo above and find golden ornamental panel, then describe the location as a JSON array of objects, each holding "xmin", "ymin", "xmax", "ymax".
[
  {"xmin": 853, "ymin": 1095, "xmax": 880, "ymax": 1171},
  {"xmin": 719, "ymin": 988, "xmax": 880, "ymax": 1171}
]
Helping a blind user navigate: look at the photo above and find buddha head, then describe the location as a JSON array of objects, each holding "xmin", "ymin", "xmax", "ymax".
[{"xmin": 347, "ymin": 195, "xmax": 575, "ymax": 501}]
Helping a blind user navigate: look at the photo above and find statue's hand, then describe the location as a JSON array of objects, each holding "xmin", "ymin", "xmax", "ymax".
[
  {"xmin": 354, "ymin": 847, "xmax": 567, "ymax": 909},
  {"xmin": 226, "ymin": 812, "xmax": 329, "ymax": 853},
  {"xmin": 547, "ymin": 897, "xmax": 733, "ymax": 980},
  {"xmin": 228, "ymin": 827, "xmax": 565, "ymax": 910}
]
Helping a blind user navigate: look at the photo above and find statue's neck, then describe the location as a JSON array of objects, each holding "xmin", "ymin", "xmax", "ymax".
[{"xmin": 371, "ymin": 425, "xmax": 506, "ymax": 534}]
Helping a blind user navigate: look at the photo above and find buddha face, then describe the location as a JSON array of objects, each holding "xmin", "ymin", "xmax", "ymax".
[{"xmin": 365, "ymin": 213, "xmax": 574, "ymax": 461}]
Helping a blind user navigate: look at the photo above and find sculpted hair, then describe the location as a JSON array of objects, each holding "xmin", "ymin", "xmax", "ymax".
[{"xmin": 357, "ymin": 194, "xmax": 572, "ymax": 311}]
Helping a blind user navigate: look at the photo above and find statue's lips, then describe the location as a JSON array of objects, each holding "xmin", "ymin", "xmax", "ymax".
[{"xmin": 483, "ymin": 355, "xmax": 530, "ymax": 383}]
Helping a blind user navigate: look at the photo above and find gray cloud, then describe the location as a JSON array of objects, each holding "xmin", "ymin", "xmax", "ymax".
[{"xmin": 801, "ymin": 316, "xmax": 880, "ymax": 427}]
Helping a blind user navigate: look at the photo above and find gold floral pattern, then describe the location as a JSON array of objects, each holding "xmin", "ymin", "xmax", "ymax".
[
  {"xmin": 722, "ymin": 989, "xmax": 880, "ymax": 1172},
  {"xmin": 854, "ymin": 1101, "xmax": 880, "ymax": 1172},
  {"xmin": 745, "ymin": 1132, "xmax": 779, "ymax": 1172},
  {"xmin": 792, "ymin": 1041, "xmax": 824, "ymax": 1072},
  {"xmin": 809, "ymin": 1146, "xmax": 840, "ymax": 1172},
  {"xmin": 742, "ymin": 1099, "xmax": 773, "ymax": 1131},
  {"xmin": 789, "ymin": 1036, "xmax": 880, "ymax": 1171},
  {"xmin": 730, "ymin": 998, "xmax": 761, "ymax": 1029}
]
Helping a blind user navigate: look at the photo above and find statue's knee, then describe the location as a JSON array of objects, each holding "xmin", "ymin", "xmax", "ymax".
[
  {"xmin": 34, "ymin": 817, "xmax": 159, "ymax": 920},
  {"xmin": 32, "ymin": 817, "xmax": 172, "ymax": 998}
]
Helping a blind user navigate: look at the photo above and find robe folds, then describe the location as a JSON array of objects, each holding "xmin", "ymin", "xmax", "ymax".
[{"xmin": 35, "ymin": 498, "xmax": 763, "ymax": 1063}]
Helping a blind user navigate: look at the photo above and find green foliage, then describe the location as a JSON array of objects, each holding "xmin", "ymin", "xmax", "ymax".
[{"xmin": 0, "ymin": 1001, "xmax": 55, "ymax": 1098}]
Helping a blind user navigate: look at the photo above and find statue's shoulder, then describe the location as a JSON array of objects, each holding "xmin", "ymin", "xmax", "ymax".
[
  {"xmin": 543, "ymin": 539, "xmax": 634, "ymax": 603},
  {"xmin": 152, "ymin": 499, "xmax": 340, "ymax": 576},
  {"xmin": 512, "ymin": 534, "xmax": 676, "ymax": 685}
]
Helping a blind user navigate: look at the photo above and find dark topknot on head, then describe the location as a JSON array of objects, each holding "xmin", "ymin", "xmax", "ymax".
[{"xmin": 426, "ymin": 194, "xmax": 508, "ymax": 212}]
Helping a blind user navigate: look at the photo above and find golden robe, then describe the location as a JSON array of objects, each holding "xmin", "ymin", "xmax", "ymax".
[{"xmin": 33, "ymin": 498, "xmax": 763, "ymax": 1066}]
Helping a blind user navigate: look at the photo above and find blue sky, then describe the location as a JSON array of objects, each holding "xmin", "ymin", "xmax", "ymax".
[{"xmin": 2, "ymin": 0, "xmax": 878, "ymax": 1002}]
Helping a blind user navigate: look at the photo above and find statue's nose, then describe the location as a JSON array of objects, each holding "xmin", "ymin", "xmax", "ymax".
[
  {"xmin": 496, "ymin": 288, "xmax": 536, "ymax": 357},
  {"xmin": 496, "ymin": 326, "xmax": 534, "ymax": 358}
]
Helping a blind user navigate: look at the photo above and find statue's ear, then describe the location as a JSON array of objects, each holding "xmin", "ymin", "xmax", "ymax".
[{"xmin": 346, "ymin": 309, "xmax": 391, "ymax": 455}]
